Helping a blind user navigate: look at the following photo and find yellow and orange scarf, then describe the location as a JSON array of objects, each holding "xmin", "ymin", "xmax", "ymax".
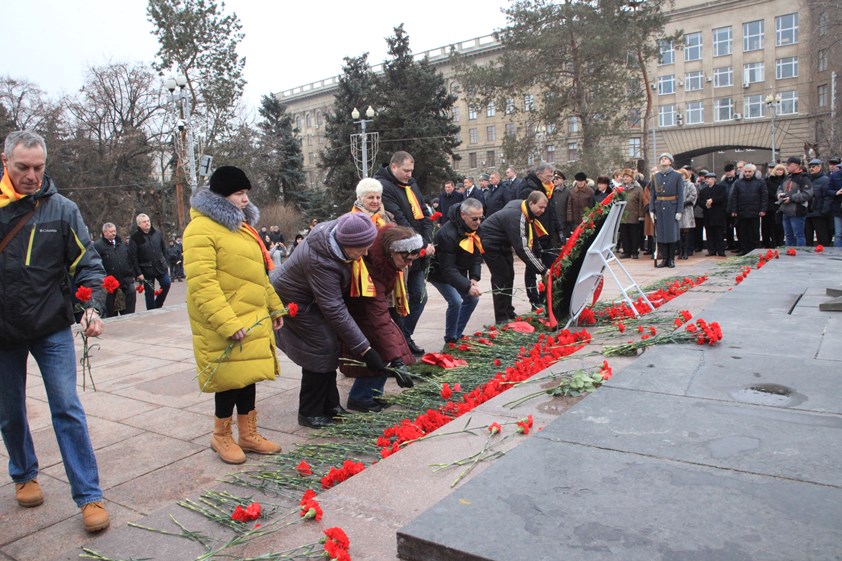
[
  {"xmin": 351, "ymin": 204, "xmax": 387, "ymax": 227},
  {"xmin": 350, "ymin": 257, "xmax": 376, "ymax": 298},
  {"xmin": 521, "ymin": 200, "xmax": 548, "ymax": 247},
  {"xmin": 402, "ymin": 185, "xmax": 424, "ymax": 220},
  {"xmin": 543, "ymin": 180, "xmax": 555, "ymax": 200},
  {"xmin": 458, "ymin": 231, "xmax": 484, "ymax": 254},
  {"xmin": 393, "ymin": 270, "xmax": 410, "ymax": 316},
  {"xmin": 0, "ymin": 168, "xmax": 29, "ymax": 209}
]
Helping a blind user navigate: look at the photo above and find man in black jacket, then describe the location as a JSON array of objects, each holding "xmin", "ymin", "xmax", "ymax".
[
  {"xmin": 94, "ymin": 222, "xmax": 136, "ymax": 316},
  {"xmin": 485, "ymin": 171, "xmax": 511, "ymax": 217},
  {"xmin": 0, "ymin": 130, "xmax": 110, "ymax": 532},
  {"xmin": 129, "ymin": 213, "xmax": 171, "ymax": 310},
  {"xmin": 805, "ymin": 159, "xmax": 832, "ymax": 246},
  {"xmin": 480, "ymin": 191, "xmax": 548, "ymax": 323},
  {"xmin": 428, "ymin": 199, "xmax": 484, "ymax": 343},
  {"xmin": 375, "ymin": 151, "xmax": 434, "ymax": 355},
  {"xmin": 699, "ymin": 172, "xmax": 728, "ymax": 256},
  {"xmin": 518, "ymin": 163, "xmax": 563, "ymax": 308},
  {"xmin": 436, "ymin": 180, "xmax": 464, "ymax": 225},
  {"xmin": 727, "ymin": 163, "xmax": 767, "ymax": 255}
]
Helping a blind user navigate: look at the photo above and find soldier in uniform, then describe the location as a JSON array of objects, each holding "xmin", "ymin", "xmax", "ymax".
[{"xmin": 649, "ymin": 153, "xmax": 684, "ymax": 268}]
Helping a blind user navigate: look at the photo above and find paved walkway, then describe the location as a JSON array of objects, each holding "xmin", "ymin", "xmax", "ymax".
[{"xmin": 0, "ymin": 252, "xmax": 727, "ymax": 561}]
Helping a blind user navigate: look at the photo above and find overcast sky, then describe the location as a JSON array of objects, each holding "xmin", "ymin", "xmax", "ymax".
[{"xmin": 7, "ymin": 0, "xmax": 510, "ymax": 108}]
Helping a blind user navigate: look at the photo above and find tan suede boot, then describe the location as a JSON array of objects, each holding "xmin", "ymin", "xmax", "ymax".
[
  {"xmin": 237, "ymin": 410, "xmax": 282, "ymax": 454},
  {"xmin": 81, "ymin": 501, "xmax": 110, "ymax": 532},
  {"xmin": 211, "ymin": 417, "xmax": 246, "ymax": 464},
  {"xmin": 15, "ymin": 480, "xmax": 43, "ymax": 507}
]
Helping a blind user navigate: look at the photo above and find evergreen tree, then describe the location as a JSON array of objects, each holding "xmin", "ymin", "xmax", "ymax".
[
  {"xmin": 373, "ymin": 25, "xmax": 461, "ymax": 195},
  {"xmin": 255, "ymin": 94, "xmax": 306, "ymax": 206},
  {"xmin": 319, "ymin": 54, "xmax": 377, "ymax": 211},
  {"xmin": 455, "ymin": 0, "xmax": 676, "ymax": 175}
]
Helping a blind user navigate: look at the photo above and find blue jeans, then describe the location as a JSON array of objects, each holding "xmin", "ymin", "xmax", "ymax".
[
  {"xmin": 398, "ymin": 267, "xmax": 427, "ymax": 338},
  {"xmin": 143, "ymin": 272, "xmax": 171, "ymax": 310},
  {"xmin": 430, "ymin": 281, "xmax": 479, "ymax": 342},
  {"xmin": 348, "ymin": 375, "xmax": 387, "ymax": 404},
  {"xmin": 782, "ymin": 215, "xmax": 806, "ymax": 247},
  {"xmin": 0, "ymin": 327, "xmax": 102, "ymax": 507},
  {"xmin": 834, "ymin": 216, "xmax": 842, "ymax": 248}
]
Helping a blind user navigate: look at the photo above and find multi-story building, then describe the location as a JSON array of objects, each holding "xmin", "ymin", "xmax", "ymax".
[{"xmin": 277, "ymin": 0, "xmax": 838, "ymax": 191}]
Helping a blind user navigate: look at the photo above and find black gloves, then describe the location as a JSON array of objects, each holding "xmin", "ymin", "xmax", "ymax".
[
  {"xmin": 388, "ymin": 359, "xmax": 414, "ymax": 389},
  {"xmin": 363, "ymin": 348, "xmax": 385, "ymax": 372}
]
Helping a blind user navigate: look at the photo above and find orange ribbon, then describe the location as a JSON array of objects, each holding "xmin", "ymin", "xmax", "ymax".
[
  {"xmin": 458, "ymin": 232, "xmax": 485, "ymax": 254},
  {"xmin": 393, "ymin": 270, "xmax": 410, "ymax": 316},
  {"xmin": 403, "ymin": 185, "xmax": 424, "ymax": 220},
  {"xmin": 242, "ymin": 223, "xmax": 274, "ymax": 272}
]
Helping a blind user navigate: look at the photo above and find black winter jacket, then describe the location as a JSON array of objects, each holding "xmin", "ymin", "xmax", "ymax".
[
  {"xmin": 428, "ymin": 204, "xmax": 483, "ymax": 295},
  {"xmin": 727, "ymin": 176, "xmax": 768, "ymax": 217},
  {"xmin": 518, "ymin": 173, "xmax": 563, "ymax": 246},
  {"xmin": 479, "ymin": 199, "xmax": 546, "ymax": 273},
  {"xmin": 375, "ymin": 165, "xmax": 433, "ymax": 272},
  {"xmin": 0, "ymin": 174, "xmax": 105, "ymax": 346},
  {"xmin": 129, "ymin": 226, "xmax": 169, "ymax": 277},
  {"xmin": 699, "ymin": 182, "xmax": 728, "ymax": 228},
  {"xmin": 485, "ymin": 183, "xmax": 512, "ymax": 217},
  {"xmin": 94, "ymin": 235, "xmax": 135, "ymax": 285},
  {"xmin": 807, "ymin": 173, "xmax": 831, "ymax": 217}
]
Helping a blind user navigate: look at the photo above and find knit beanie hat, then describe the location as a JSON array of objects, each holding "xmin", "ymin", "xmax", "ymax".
[
  {"xmin": 574, "ymin": 172, "xmax": 587, "ymax": 182},
  {"xmin": 659, "ymin": 153, "xmax": 674, "ymax": 164},
  {"xmin": 210, "ymin": 166, "xmax": 252, "ymax": 197},
  {"xmin": 335, "ymin": 212, "xmax": 377, "ymax": 247}
]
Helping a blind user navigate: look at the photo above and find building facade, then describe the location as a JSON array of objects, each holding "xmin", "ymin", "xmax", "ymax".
[{"xmin": 277, "ymin": 0, "xmax": 838, "ymax": 190}]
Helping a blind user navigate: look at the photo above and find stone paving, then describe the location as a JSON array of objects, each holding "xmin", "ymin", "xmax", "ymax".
[{"xmin": 0, "ymin": 252, "xmax": 735, "ymax": 561}]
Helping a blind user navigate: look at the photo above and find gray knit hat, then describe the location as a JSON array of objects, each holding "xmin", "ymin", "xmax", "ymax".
[
  {"xmin": 335, "ymin": 213, "xmax": 377, "ymax": 247},
  {"xmin": 658, "ymin": 153, "xmax": 674, "ymax": 164}
]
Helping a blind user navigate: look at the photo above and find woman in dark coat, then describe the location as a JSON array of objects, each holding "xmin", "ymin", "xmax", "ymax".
[
  {"xmin": 698, "ymin": 172, "xmax": 728, "ymax": 256},
  {"xmin": 271, "ymin": 212, "xmax": 383, "ymax": 428},
  {"xmin": 339, "ymin": 225, "xmax": 420, "ymax": 412},
  {"xmin": 763, "ymin": 164, "xmax": 787, "ymax": 247}
]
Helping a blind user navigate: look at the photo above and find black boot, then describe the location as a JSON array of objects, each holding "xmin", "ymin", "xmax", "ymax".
[
  {"xmin": 667, "ymin": 243, "xmax": 676, "ymax": 268},
  {"xmin": 655, "ymin": 244, "xmax": 667, "ymax": 268},
  {"xmin": 679, "ymin": 232, "xmax": 688, "ymax": 259}
]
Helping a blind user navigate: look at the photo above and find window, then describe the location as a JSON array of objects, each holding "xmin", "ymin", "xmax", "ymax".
[
  {"xmin": 487, "ymin": 151, "xmax": 496, "ymax": 167},
  {"xmin": 505, "ymin": 123, "xmax": 516, "ymax": 137},
  {"xmin": 306, "ymin": 134, "xmax": 312, "ymax": 146},
  {"xmin": 627, "ymin": 108, "xmax": 642, "ymax": 128},
  {"xmin": 659, "ymin": 40, "xmax": 674, "ymax": 65},
  {"xmin": 308, "ymin": 152, "xmax": 315, "ymax": 164},
  {"xmin": 305, "ymin": 113, "xmax": 313, "ymax": 128},
  {"xmin": 486, "ymin": 102, "xmax": 496, "ymax": 117},
  {"xmin": 628, "ymin": 138, "xmax": 642, "ymax": 159},
  {"xmin": 659, "ymin": 104, "xmax": 676, "ymax": 127},
  {"xmin": 818, "ymin": 84, "xmax": 829, "ymax": 108},
  {"xmin": 469, "ymin": 128, "xmax": 478, "ymax": 144},
  {"xmin": 546, "ymin": 122, "xmax": 556, "ymax": 134},
  {"xmin": 567, "ymin": 142, "xmax": 579, "ymax": 162},
  {"xmin": 524, "ymin": 94, "xmax": 535, "ymax": 112},
  {"xmin": 743, "ymin": 62, "xmax": 764, "ymax": 84},
  {"xmin": 776, "ymin": 13, "xmax": 798, "ymax": 46},
  {"xmin": 546, "ymin": 144, "xmax": 556, "ymax": 163},
  {"xmin": 450, "ymin": 81, "xmax": 460, "ymax": 94},
  {"xmin": 776, "ymin": 57, "xmax": 798, "ymax": 80},
  {"xmin": 713, "ymin": 26, "xmax": 732, "ymax": 56},
  {"xmin": 568, "ymin": 116, "xmax": 580, "ymax": 133},
  {"xmin": 658, "ymin": 75, "xmax": 676, "ymax": 95},
  {"xmin": 468, "ymin": 106, "xmax": 478, "ymax": 120},
  {"xmin": 469, "ymin": 152, "xmax": 477, "ymax": 168},
  {"xmin": 686, "ymin": 101, "xmax": 704, "ymax": 124},
  {"xmin": 818, "ymin": 49, "xmax": 828, "ymax": 72},
  {"xmin": 714, "ymin": 67, "xmax": 733, "ymax": 88},
  {"xmin": 486, "ymin": 125, "xmax": 496, "ymax": 142},
  {"xmin": 316, "ymin": 111, "xmax": 322, "ymax": 127},
  {"xmin": 685, "ymin": 71, "xmax": 704, "ymax": 91},
  {"xmin": 452, "ymin": 156, "xmax": 460, "ymax": 170},
  {"xmin": 295, "ymin": 115, "xmax": 301, "ymax": 130},
  {"xmin": 714, "ymin": 98, "xmax": 734, "ymax": 121},
  {"xmin": 744, "ymin": 95, "xmax": 764, "ymax": 119},
  {"xmin": 818, "ymin": 11, "xmax": 828, "ymax": 35},
  {"xmin": 452, "ymin": 108, "xmax": 460, "ymax": 122},
  {"xmin": 778, "ymin": 90, "xmax": 798, "ymax": 114},
  {"xmin": 685, "ymin": 32, "xmax": 702, "ymax": 61},
  {"xmin": 505, "ymin": 98, "xmax": 515, "ymax": 114},
  {"xmin": 743, "ymin": 20, "xmax": 764, "ymax": 52}
]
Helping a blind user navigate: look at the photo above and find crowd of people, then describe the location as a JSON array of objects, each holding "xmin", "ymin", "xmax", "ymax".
[{"xmin": 3, "ymin": 127, "xmax": 842, "ymax": 533}]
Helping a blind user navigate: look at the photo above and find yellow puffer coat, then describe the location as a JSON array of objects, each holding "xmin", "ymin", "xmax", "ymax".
[{"xmin": 184, "ymin": 189, "xmax": 284, "ymax": 393}]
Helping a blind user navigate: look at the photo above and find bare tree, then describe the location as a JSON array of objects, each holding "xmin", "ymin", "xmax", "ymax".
[{"xmin": 0, "ymin": 76, "xmax": 62, "ymax": 134}]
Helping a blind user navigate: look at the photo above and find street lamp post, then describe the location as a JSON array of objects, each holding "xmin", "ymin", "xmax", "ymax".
[
  {"xmin": 765, "ymin": 93, "xmax": 782, "ymax": 164},
  {"xmin": 165, "ymin": 75, "xmax": 198, "ymax": 232},
  {"xmin": 351, "ymin": 106, "xmax": 378, "ymax": 178}
]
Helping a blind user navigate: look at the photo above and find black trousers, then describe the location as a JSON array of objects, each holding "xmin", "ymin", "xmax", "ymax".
[
  {"xmin": 805, "ymin": 216, "xmax": 833, "ymax": 246},
  {"xmin": 299, "ymin": 369, "xmax": 340, "ymax": 417},
  {"xmin": 215, "ymin": 384, "xmax": 256, "ymax": 418},
  {"xmin": 761, "ymin": 213, "xmax": 784, "ymax": 247},
  {"xmin": 524, "ymin": 248, "xmax": 556, "ymax": 307},
  {"xmin": 485, "ymin": 249, "xmax": 515, "ymax": 324},
  {"xmin": 706, "ymin": 225, "xmax": 726, "ymax": 255},
  {"xmin": 726, "ymin": 216, "xmax": 738, "ymax": 249},
  {"xmin": 619, "ymin": 222, "xmax": 642, "ymax": 256},
  {"xmin": 737, "ymin": 217, "xmax": 760, "ymax": 254},
  {"xmin": 104, "ymin": 285, "xmax": 136, "ymax": 317}
]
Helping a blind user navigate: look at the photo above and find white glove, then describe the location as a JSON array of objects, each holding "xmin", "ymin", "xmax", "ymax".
[
  {"xmin": 649, "ymin": 212, "xmax": 656, "ymax": 222},
  {"xmin": 675, "ymin": 213, "xmax": 682, "ymax": 221}
]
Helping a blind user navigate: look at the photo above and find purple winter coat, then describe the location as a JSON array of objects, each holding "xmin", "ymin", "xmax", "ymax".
[{"xmin": 270, "ymin": 220, "xmax": 369, "ymax": 373}]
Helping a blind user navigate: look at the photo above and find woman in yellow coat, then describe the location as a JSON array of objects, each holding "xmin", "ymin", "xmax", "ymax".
[{"xmin": 184, "ymin": 166, "xmax": 285, "ymax": 464}]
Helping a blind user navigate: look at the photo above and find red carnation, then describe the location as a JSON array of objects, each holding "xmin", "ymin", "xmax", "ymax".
[
  {"xmin": 102, "ymin": 275, "xmax": 121, "ymax": 294},
  {"xmin": 296, "ymin": 460, "xmax": 313, "ymax": 476},
  {"xmin": 231, "ymin": 502, "xmax": 261, "ymax": 522},
  {"xmin": 323, "ymin": 527, "xmax": 351, "ymax": 549},
  {"xmin": 440, "ymin": 383, "xmax": 453, "ymax": 400},
  {"xmin": 154, "ymin": 289, "xmax": 163, "ymax": 296},
  {"xmin": 75, "ymin": 286, "xmax": 93, "ymax": 303},
  {"xmin": 286, "ymin": 302, "xmax": 299, "ymax": 317},
  {"xmin": 136, "ymin": 284, "xmax": 144, "ymax": 293},
  {"xmin": 418, "ymin": 248, "xmax": 427, "ymax": 258},
  {"xmin": 489, "ymin": 422, "xmax": 502, "ymax": 435},
  {"xmin": 815, "ymin": 245, "xmax": 824, "ymax": 253},
  {"xmin": 431, "ymin": 211, "xmax": 443, "ymax": 221}
]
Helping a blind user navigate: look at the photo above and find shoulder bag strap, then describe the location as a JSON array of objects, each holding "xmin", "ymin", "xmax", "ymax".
[{"xmin": 0, "ymin": 199, "xmax": 41, "ymax": 255}]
